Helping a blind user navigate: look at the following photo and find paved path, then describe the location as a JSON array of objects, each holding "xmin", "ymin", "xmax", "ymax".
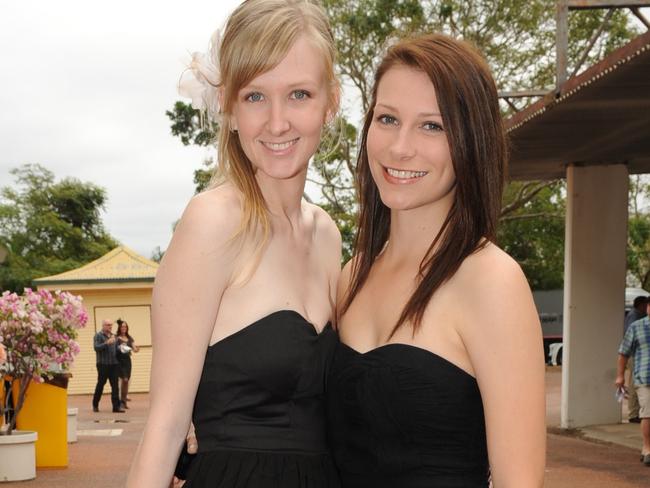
[
  {"xmin": 3, "ymin": 393, "xmax": 145, "ymax": 487},
  {"xmin": 2, "ymin": 368, "xmax": 650, "ymax": 486},
  {"xmin": 546, "ymin": 432, "xmax": 649, "ymax": 487}
]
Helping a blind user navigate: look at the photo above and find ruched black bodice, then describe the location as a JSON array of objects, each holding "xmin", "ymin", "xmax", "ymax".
[
  {"xmin": 327, "ymin": 340, "xmax": 489, "ymax": 488},
  {"xmin": 184, "ymin": 310, "xmax": 340, "ymax": 488}
]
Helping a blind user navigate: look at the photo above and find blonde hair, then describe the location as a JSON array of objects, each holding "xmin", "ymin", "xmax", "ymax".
[{"xmin": 212, "ymin": 0, "xmax": 338, "ymax": 254}]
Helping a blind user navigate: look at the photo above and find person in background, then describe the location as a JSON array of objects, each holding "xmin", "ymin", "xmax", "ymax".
[
  {"xmin": 625, "ymin": 297, "xmax": 648, "ymax": 333},
  {"xmin": 624, "ymin": 296, "xmax": 648, "ymax": 423},
  {"xmin": 93, "ymin": 319, "xmax": 124, "ymax": 413},
  {"xmin": 115, "ymin": 319, "xmax": 139, "ymax": 410},
  {"xmin": 617, "ymin": 299, "xmax": 650, "ymax": 465}
]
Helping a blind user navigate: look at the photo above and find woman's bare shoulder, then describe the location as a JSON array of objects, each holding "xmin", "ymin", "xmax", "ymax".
[
  {"xmin": 187, "ymin": 184, "xmax": 241, "ymax": 219},
  {"xmin": 457, "ymin": 242, "xmax": 526, "ymax": 289},
  {"xmin": 175, "ymin": 185, "xmax": 242, "ymax": 238},
  {"xmin": 450, "ymin": 242, "xmax": 534, "ymax": 320},
  {"xmin": 160, "ymin": 184, "xmax": 244, "ymax": 271}
]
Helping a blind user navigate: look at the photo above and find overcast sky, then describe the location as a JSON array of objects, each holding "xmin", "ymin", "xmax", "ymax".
[{"xmin": 0, "ymin": 0, "xmax": 243, "ymax": 259}]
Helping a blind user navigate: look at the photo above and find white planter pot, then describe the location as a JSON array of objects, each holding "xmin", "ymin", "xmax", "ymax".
[
  {"xmin": 0, "ymin": 430, "xmax": 38, "ymax": 482},
  {"xmin": 67, "ymin": 407, "xmax": 78, "ymax": 443}
]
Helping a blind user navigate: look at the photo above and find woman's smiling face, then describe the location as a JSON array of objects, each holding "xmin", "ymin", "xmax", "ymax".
[
  {"xmin": 230, "ymin": 35, "xmax": 332, "ymax": 182},
  {"xmin": 367, "ymin": 64, "xmax": 456, "ymax": 213}
]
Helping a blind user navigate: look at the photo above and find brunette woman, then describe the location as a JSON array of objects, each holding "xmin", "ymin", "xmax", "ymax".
[
  {"xmin": 327, "ymin": 33, "xmax": 546, "ymax": 487},
  {"xmin": 115, "ymin": 319, "xmax": 139, "ymax": 409}
]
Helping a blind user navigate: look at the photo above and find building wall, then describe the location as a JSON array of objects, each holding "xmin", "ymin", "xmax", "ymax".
[{"xmin": 38, "ymin": 285, "xmax": 153, "ymax": 395}]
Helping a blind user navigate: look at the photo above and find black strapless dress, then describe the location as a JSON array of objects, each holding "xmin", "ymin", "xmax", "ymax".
[
  {"xmin": 327, "ymin": 341, "xmax": 490, "ymax": 488},
  {"xmin": 184, "ymin": 310, "xmax": 341, "ymax": 488}
]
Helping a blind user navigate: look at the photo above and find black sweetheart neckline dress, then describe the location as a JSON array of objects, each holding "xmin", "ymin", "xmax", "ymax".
[
  {"xmin": 184, "ymin": 310, "xmax": 341, "ymax": 487},
  {"xmin": 327, "ymin": 339, "xmax": 490, "ymax": 487}
]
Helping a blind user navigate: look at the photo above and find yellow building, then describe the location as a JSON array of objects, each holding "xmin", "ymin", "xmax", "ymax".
[{"xmin": 33, "ymin": 246, "xmax": 158, "ymax": 395}]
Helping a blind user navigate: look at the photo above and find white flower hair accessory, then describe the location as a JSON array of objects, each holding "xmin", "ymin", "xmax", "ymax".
[{"xmin": 178, "ymin": 29, "xmax": 222, "ymax": 124}]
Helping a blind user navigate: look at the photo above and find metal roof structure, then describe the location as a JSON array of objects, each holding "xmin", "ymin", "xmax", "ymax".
[
  {"xmin": 33, "ymin": 246, "xmax": 158, "ymax": 285},
  {"xmin": 505, "ymin": 29, "xmax": 650, "ymax": 180}
]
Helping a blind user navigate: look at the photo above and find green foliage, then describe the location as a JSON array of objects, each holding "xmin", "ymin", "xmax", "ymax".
[
  {"xmin": 498, "ymin": 181, "xmax": 566, "ymax": 290},
  {"xmin": 628, "ymin": 215, "xmax": 650, "ymax": 290},
  {"xmin": 311, "ymin": 117, "xmax": 359, "ymax": 262},
  {"xmin": 627, "ymin": 176, "xmax": 650, "ymax": 290},
  {"xmin": 325, "ymin": 0, "xmax": 638, "ymax": 111},
  {"xmin": 326, "ymin": 0, "xmax": 426, "ymax": 111},
  {"xmin": 0, "ymin": 164, "xmax": 118, "ymax": 292},
  {"xmin": 193, "ymin": 158, "xmax": 214, "ymax": 194},
  {"xmin": 165, "ymin": 101, "xmax": 220, "ymax": 194},
  {"xmin": 166, "ymin": 101, "xmax": 218, "ymax": 147},
  {"xmin": 166, "ymin": 1, "xmax": 642, "ymax": 285},
  {"xmin": 151, "ymin": 245, "xmax": 165, "ymax": 263}
]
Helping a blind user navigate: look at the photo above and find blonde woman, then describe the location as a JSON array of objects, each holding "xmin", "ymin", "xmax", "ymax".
[{"xmin": 127, "ymin": 1, "xmax": 341, "ymax": 486}]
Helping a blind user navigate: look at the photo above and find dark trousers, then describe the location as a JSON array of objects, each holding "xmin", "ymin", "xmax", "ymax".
[{"xmin": 93, "ymin": 363, "xmax": 120, "ymax": 410}]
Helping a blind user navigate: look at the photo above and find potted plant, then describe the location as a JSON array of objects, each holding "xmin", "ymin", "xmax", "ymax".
[{"xmin": 0, "ymin": 289, "xmax": 87, "ymax": 481}]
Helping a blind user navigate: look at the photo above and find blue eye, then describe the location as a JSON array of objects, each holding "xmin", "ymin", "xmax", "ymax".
[
  {"xmin": 422, "ymin": 122, "xmax": 444, "ymax": 132},
  {"xmin": 377, "ymin": 114, "xmax": 398, "ymax": 125},
  {"xmin": 290, "ymin": 90, "xmax": 310, "ymax": 100},
  {"xmin": 245, "ymin": 92, "xmax": 264, "ymax": 103}
]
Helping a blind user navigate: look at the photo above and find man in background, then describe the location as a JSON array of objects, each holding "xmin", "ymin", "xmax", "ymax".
[
  {"xmin": 624, "ymin": 296, "xmax": 648, "ymax": 423},
  {"xmin": 92, "ymin": 319, "xmax": 124, "ymax": 413},
  {"xmin": 617, "ymin": 299, "xmax": 650, "ymax": 465}
]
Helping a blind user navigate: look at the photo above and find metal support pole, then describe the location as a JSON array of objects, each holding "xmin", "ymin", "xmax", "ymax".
[
  {"xmin": 498, "ymin": 90, "xmax": 549, "ymax": 98},
  {"xmin": 503, "ymin": 98, "xmax": 519, "ymax": 112},
  {"xmin": 557, "ymin": 0, "xmax": 570, "ymax": 93},
  {"xmin": 568, "ymin": 1, "xmax": 650, "ymax": 8}
]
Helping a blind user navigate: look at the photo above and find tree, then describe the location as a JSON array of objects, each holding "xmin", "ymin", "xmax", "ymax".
[
  {"xmin": 498, "ymin": 181, "xmax": 566, "ymax": 290},
  {"xmin": 151, "ymin": 245, "xmax": 165, "ymax": 263},
  {"xmin": 165, "ymin": 1, "xmax": 641, "ymax": 285},
  {"xmin": 0, "ymin": 164, "xmax": 118, "ymax": 292},
  {"xmin": 166, "ymin": 101, "xmax": 218, "ymax": 193},
  {"xmin": 627, "ymin": 175, "xmax": 650, "ymax": 290}
]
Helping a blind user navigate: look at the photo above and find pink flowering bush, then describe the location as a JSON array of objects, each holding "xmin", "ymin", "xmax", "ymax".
[{"xmin": 0, "ymin": 289, "xmax": 87, "ymax": 435}]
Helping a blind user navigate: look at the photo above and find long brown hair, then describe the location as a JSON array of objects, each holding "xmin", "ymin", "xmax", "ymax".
[
  {"xmin": 340, "ymin": 33, "xmax": 507, "ymax": 337},
  {"xmin": 116, "ymin": 319, "xmax": 133, "ymax": 341}
]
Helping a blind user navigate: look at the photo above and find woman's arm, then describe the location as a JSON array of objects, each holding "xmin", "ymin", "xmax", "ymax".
[
  {"xmin": 459, "ymin": 247, "xmax": 546, "ymax": 487},
  {"xmin": 126, "ymin": 190, "xmax": 239, "ymax": 487}
]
